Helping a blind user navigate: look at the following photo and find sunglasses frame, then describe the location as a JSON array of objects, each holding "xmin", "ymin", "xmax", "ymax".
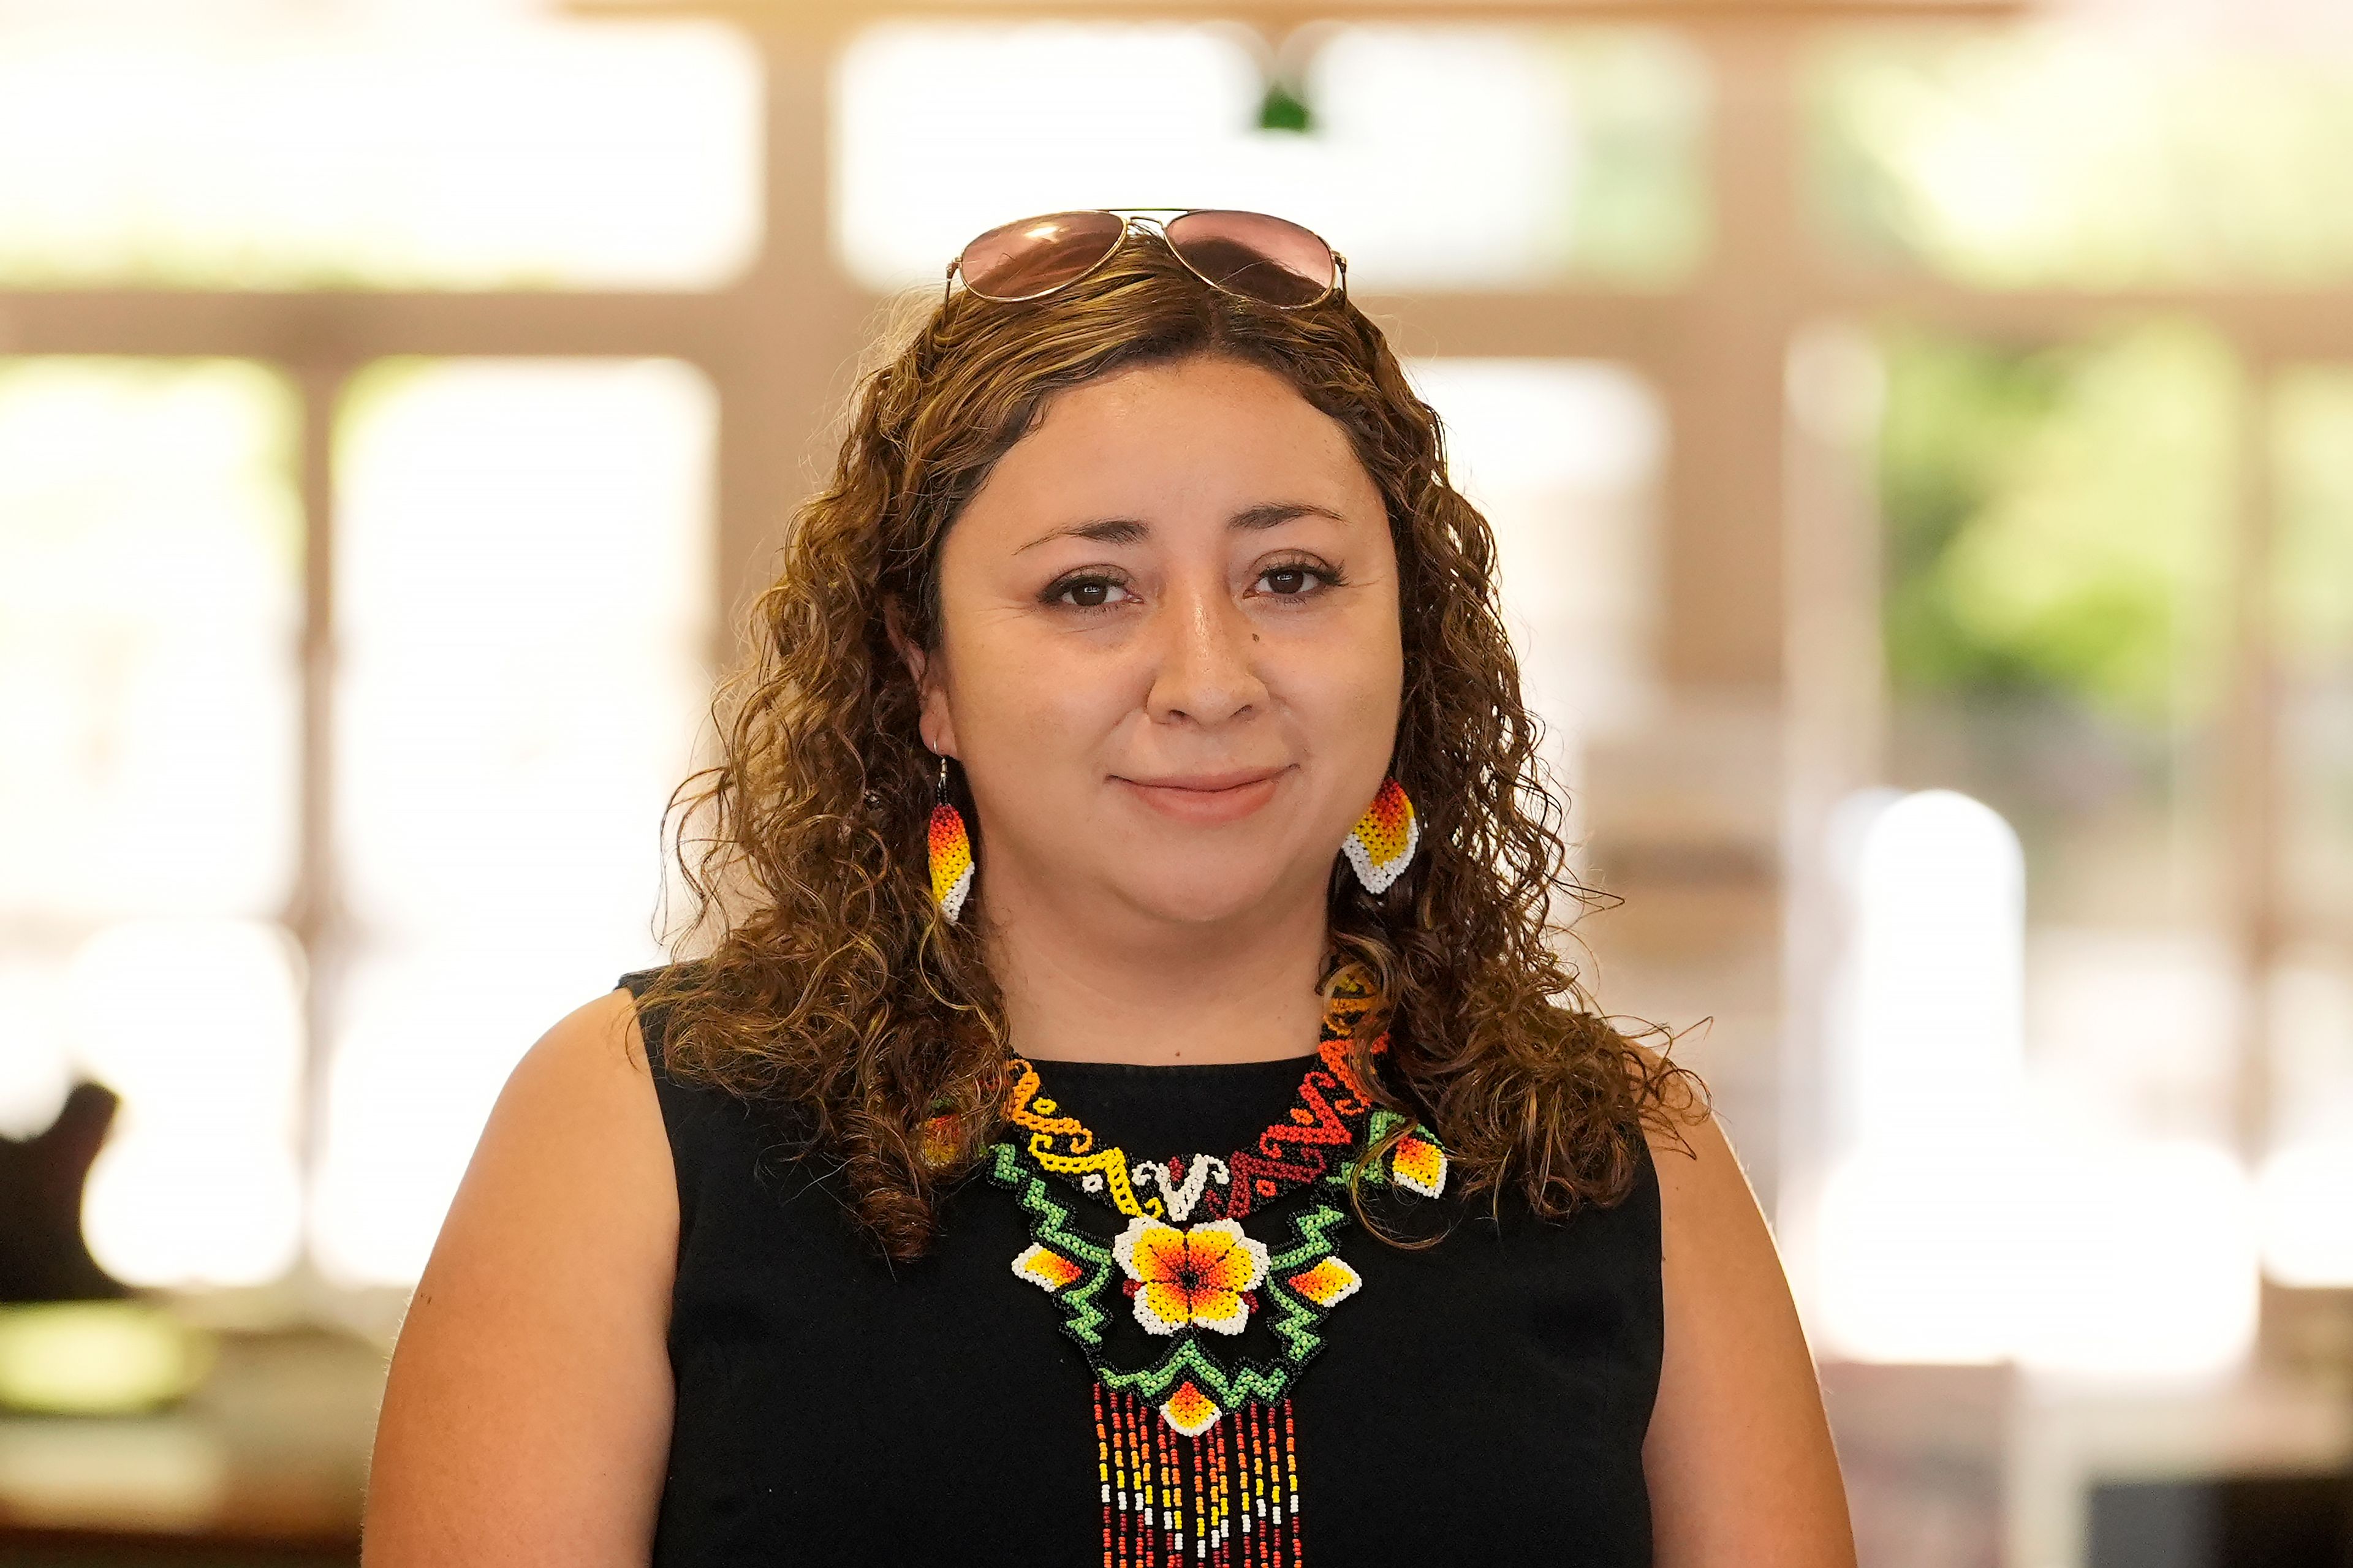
[{"xmin": 942, "ymin": 207, "xmax": 1349, "ymax": 309}]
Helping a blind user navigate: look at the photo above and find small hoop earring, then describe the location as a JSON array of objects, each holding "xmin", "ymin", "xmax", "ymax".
[
  {"xmin": 928, "ymin": 753, "xmax": 976, "ymax": 923},
  {"xmin": 1341, "ymin": 776, "xmax": 1418, "ymax": 895}
]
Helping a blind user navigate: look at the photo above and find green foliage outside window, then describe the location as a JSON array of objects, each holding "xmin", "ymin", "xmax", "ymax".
[
  {"xmin": 1878, "ymin": 319, "xmax": 2238, "ymax": 730},
  {"xmin": 1812, "ymin": 30, "xmax": 2353, "ymax": 287},
  {"xmin": 1542, "ymin": 29, "xmax": 1713, "ymax": 287}
]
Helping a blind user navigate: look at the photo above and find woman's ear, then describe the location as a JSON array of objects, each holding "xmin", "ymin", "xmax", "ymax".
[
  {"xmin": 882, "ymin": 595, "xmax": 928, "ymax": 689},
  {"xmin": 883, "ymin": 594, "xmax": 957, "ymax": 757}
]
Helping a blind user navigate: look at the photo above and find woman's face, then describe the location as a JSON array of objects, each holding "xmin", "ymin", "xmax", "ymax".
[{"xmin": 900, "ymin": 352, "xmax": 1403, "ymax": 933}]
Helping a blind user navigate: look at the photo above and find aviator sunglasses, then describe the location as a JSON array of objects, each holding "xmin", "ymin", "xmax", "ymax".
[{"xmin": 944, "ymin": 208, "xmax": 1347, "ymax": 309}]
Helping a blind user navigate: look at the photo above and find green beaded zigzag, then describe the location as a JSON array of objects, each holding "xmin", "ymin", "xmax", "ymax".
[
  {"xmin": 985, "ymin": 1136, "xmax": 1374, "ymax": 1408},
  {"xmin": 1355, "ymin": 1107, "xmax": 1413, "ymax": 1187}
]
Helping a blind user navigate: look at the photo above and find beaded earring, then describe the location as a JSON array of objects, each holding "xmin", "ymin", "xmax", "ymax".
[
  {"xmin": 1341, "ymin": 775, "xmax": 1418, "ymax": 894},
  {"xmin": 927, "ymin": 753, "xmax": 975, "ymax": 923}
]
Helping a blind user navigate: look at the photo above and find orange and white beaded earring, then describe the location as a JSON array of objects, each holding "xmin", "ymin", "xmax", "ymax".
[
  {"xmin": 1342, "ymin": 775, "xmax": 1419, "ymax": 893},
  {"xmin": 927, "ymin": 753, "xmax": 975, "ymax": 923}
]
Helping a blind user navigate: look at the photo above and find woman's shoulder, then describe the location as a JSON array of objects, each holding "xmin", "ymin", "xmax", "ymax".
[
  {"xmin": 493, "ymin": 983, "xmax": 671, "ymax": 1193},
  {"xmin": 1619, "ymin": 1036, "xmax": 1858, "ymax": 1564},
  {"xmin": 609, "ymin": 963, "xmax": 820, "ymax": 1164},
  {"xmin": 363, "ymin": 983, "xmax": 676, "ymax": 1561},
  {"xmin": 1618, "ymin": 1034, "xmax": 1724, "ymax": 1220},
  {"xmin": 613, "ymin": 961, "xmax": 702, "ymax": 1077}
]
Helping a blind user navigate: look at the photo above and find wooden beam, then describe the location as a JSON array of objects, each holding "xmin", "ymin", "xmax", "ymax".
[
  {"xmin": 9, "ymin": 280, "xmax": 2351, "ymax": 368},
  {"xmin": 566, "ymin": 0, "xmax": 2028, "ymax": 26}
]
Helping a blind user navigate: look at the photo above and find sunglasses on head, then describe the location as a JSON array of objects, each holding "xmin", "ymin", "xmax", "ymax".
[{"xmin": 944, "ymin": 208, "xmax": 1347, "ymax": 309}]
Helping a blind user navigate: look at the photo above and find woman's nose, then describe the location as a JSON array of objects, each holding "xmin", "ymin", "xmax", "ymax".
[{"xmin": 1143, "ymin": 580, "xmax": 1265, "ymax": 726}]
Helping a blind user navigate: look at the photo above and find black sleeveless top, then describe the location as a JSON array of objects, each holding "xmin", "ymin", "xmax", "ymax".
[{"xmin": 621, "ymin": 966, "xmax": 1662, "ymax": 1566}]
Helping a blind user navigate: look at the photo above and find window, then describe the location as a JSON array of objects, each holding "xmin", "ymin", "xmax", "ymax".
[
  {"xmin": 0, "ymin": 19, "xmax": 761, "ymax": 289},
  {"xmin": 1809, "ymin": 28, "xmax": 2353, "ymax": 287},
  {"xmin": 312, "ymin": 358, "xmax": 715, "ymax": 1286},
  {"xmin": 1403, "ymin": 357, "xmax": 1666, "ymax": 852},
  {"xmin": 0, "ymin": 358, "xmax": 304, "ymax": 1286},
  {"xmin": 1824, "ymin": 318, "xmax": 2264, "ymax": 1377},
  {"xmin": 1878, "ymin": 319, "xmax": 2240, "ymax": 1148},
  {"xmin": 833, "ymin": 21, "xmax": 1707, "ymax": 294}
]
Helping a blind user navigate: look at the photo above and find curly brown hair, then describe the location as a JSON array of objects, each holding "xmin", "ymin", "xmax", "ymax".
[{"xmin": 632, "ymin": 231, "xmax": 1708, "ymax": 1264}]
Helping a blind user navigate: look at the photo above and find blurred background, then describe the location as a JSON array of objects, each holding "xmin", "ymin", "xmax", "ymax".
[{"xmin": 2, "ymin": 0, "xmax": 2351, "ymax": 1562}]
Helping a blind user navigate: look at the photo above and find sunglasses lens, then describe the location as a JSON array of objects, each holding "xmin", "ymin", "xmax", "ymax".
[
  {"xmin": 957, "ymin": 210, "xmax": 1127, "ymax": 301},
  {"xmin": 1163, "ymin": 210, "xmax": 1335, "ymax": 306}
]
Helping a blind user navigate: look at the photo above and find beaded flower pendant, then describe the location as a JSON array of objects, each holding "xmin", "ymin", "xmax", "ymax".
[{"xmin": 953, "ymin": 971, "xmax": 1450, "ymax": 1567}]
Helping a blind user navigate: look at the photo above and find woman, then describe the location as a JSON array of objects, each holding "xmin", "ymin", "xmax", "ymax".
[{"xmin": 361, "ymin": 210, "xmax": 1854, "ymax": 1566}]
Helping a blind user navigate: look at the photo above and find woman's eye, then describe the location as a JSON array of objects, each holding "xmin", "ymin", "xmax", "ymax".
[
  {"xmin": 1049, "ymin": 575, "xmax": 1132, "ymax": 610},
  {"xmin": 1257, "ymin": 563, "xmax": 1336, "ymax": 599}
]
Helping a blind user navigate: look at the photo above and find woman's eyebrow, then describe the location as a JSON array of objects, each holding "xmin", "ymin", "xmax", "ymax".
[{"xmin": 1014, "ymin": 501, "xmax": 1348, "ymax": 556}]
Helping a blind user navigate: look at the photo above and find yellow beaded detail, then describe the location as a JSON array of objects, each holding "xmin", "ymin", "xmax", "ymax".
[
  {"xmin": 927, "ymin": 799, "xmax": 974, "ymax": 921},
  {"xmin": 1339, "ymin": 776, "xmax": 1417, "ymax": 894}
]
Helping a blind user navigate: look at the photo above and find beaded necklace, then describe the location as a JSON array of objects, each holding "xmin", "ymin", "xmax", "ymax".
[{"xmin": 931, "ymin": 971, "xmax": 1449, "ymax": 1567}]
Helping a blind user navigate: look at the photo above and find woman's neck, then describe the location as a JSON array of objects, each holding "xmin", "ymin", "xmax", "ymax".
[{"xmin": 980, "ymin": 893, "xmax": 1334, "ymax": 1068}]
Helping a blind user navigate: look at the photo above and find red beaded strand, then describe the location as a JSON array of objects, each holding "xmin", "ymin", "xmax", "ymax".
[
  {"xmin": 1252, "ymin": 1402, "xmax": 1270, "ymax": 1567},
  {"xmin": 1214, "ymin": 1412, "xmax": 1231, "ymax": 1568},
  {"xmin": 1173, "ymin": 1407, "xmax": 1187, "ymax": 1563},
  {"xmin": 1269, "ymin": 1402, "xmax": 1283, "ymax": 1567},
  {"xmin": 1240, "ymin": 1406, "xmax": 1257, "ymax": 1567},
  {"xmin": 1243, "ymin": 1408, "xmax": 1254, "ymax": 1568},
  {"xmin": 1207, "ymin": 1416, "xmax": 1221, "ymax": 1568},
  {"xmin": 1240, "ymin": 1405, "xmax": 1254, "ymax": 1568},
  {"xmin": 1115, "ymin": 1384, "xmax": 1134, "ymax": 1553},
  {"xmin": 1162, "ymin": 1393, "xmax": 1186, "ymax": 1553},
  {"xmin": 1137, "ymin": 1390, "xmax": 1153, "ymax": 1567},
  {"xmin": 1264, "ymin": 1402, "xmax": 1277, "ymax": 1566},
  {"xmin": 1129, "ymin": 1384, "xmax": 1148, "ymax": 1553},
  {"xmin": 1095, "ymin": 1384, "xmax": 1115, "ymax": 1566},
  {"xmin": 1146, "ymin": 1392, "xmax": 1164, "ymax": 1568},
  {"xmin": 1129, "ymin": 1391, "xmax": 1142, "ymax": 1567},
  {"xmin": 1108, "ymin": 1388, "xmax": 1124, "ymax": 1568},
  {"xmin": 1151, "ymin": 1406, "xmax": 1165, "ymax": 1564},
  {"xmin": 1279, "ymin": 1399, "xmax": 1294, "ymax": 1565},
  {"xmin": 1283, "ymin": 1399, "xmax": 1302, "ymax": 1562},
  {"xmin": 1264, "ymin": 1403, "xmax": 1283, "ymax": 1564},
  {"xmin": 1233, "ymin": 1407, "xmax": 1247, "ymax": 1567},
  {"xmin": 1263, "ymin": 1403, "xmax": 1279, "ymax": 1567},
  {"xmin": 1242, "ymin": 1403, "xmax": 1261, "ymax": 1563},
  {"xmin": 1190, "ymin": 1422, "xmax": 1207, "ymax": 1562},
  {"xmin": 1278, "ymin": 1400, "xmax": 1294, "ymax": 1563},
  {"xmin": 1149, "ymin": 1392, "xmax": 1165, "ymax": 1567}
]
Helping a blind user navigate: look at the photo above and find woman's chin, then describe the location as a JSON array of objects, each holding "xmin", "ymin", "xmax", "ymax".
[{"xmin": 1108, "ymin": 863, "xmax": 1300, "ymax": 928}]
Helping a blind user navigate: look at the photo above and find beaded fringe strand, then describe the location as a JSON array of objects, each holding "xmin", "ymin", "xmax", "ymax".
[{"xmin": 1093, "ymin": 1384, "xmax": 1305, "ymax": 1566}]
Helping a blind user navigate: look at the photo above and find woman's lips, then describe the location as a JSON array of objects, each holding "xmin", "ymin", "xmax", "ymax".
[{"xmin": 1114, "ymin": 766, "xmax": 1290, "ymax": 825}]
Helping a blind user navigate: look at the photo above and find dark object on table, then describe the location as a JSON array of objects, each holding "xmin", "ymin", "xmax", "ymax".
[
  {"xmin": 2089, "ymin": 1468, "xmax": 2353, "ymax": 1568},
  {"xmin": 0, "ymin": 1080, "xmax": 128, "ymax": 1303}
]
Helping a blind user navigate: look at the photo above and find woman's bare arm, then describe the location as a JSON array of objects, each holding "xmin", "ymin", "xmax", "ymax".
[
  {"xmin": 1635, "ymin": 1042, "xmax": 1857, "ymax": 1567},
  {"xmin": 362, "ymin": 986, "xmax": 678, "ymax": 1567}
]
